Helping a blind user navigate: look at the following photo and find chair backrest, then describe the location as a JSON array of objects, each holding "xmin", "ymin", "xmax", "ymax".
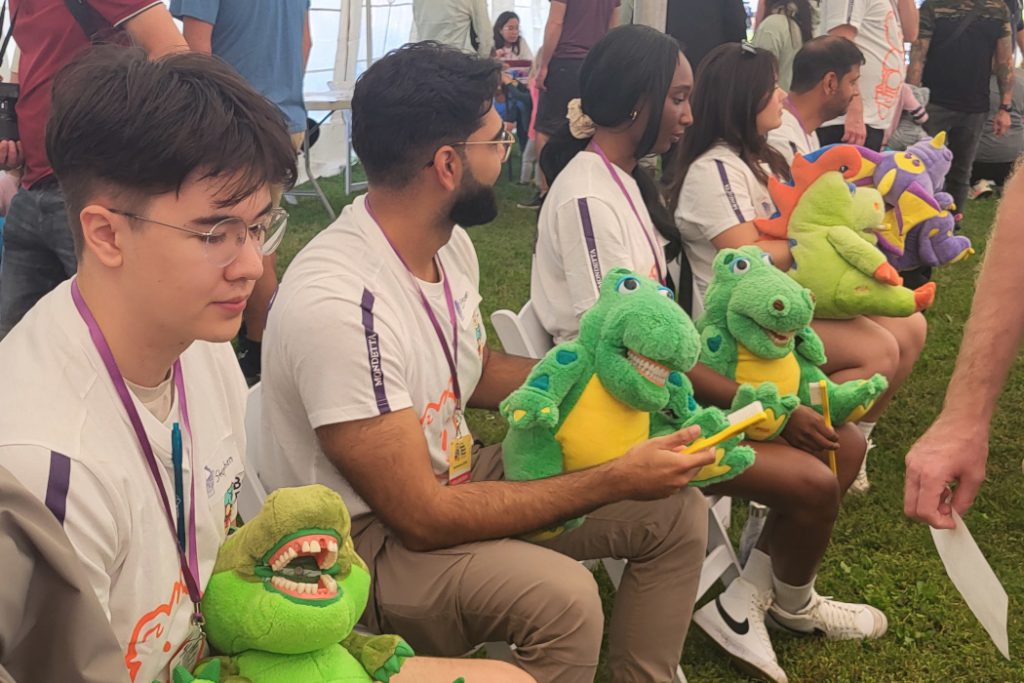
[
  {"xmin": 239, "ymin": 382, "xmax": 269, "ymax": 522},
  {"xmin": 490, "ymin": 300, "xmax": 554, "ymax": 360}
]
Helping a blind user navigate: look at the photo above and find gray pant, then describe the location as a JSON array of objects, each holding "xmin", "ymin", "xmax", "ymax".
[
  {"xmin": 924, "ymin": 104, "xmax": 988, "ymax": 213},
  {"xmin": 0, "ymin": 184, "xmax": 77, "ymax": 339}
]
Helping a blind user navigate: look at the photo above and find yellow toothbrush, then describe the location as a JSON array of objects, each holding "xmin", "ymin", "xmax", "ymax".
[
  {"xmin": 808, "ymin": 381, "xmax": 838, "ymax": 476},
  {"xmin": 681, "ymin": 402, "xmax": 769, "ymax": 454}
]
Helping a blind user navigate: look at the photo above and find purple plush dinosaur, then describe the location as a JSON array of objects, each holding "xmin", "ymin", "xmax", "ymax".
[{"xmin": 888, "ymin": 210, "xmax": 974, "ymax": 270}]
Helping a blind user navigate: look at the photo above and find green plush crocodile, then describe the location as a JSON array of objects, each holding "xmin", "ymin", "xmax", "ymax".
[
  {"xmin": 756, "ymin": 151, "xmax": 936, "ymax": 319},
  {"xmin": 189, "ymin": 485, "xmax": 415, "ymax": 683},
  {"xmin": 697, "ymin": 247, "xmax": 889, "ymax": 441},
  {"xmin": 499, "ymin": 268, "xmax": 765, "ymax": 538}
]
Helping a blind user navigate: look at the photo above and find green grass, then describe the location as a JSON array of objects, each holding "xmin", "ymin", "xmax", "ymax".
[{"xmin": 279, "ymin": 169, "xmax": 1024, "ymax": 682}]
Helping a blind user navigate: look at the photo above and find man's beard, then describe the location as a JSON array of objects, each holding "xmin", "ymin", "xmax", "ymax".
[{"xmin": 449, "ymin": 167, "xmax": 499, "ymax": 227}]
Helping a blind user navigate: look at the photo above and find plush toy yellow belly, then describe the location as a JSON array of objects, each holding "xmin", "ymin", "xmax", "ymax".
[
  {"xmin": 735, "ymin": 344, "xmax": 800, "ymax": 440},
  {"xmin": 555, "ymin": 375, "xmax": 650, "ymax": 471}
]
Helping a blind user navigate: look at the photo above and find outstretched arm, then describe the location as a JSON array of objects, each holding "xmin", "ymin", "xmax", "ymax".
[{"xmin": 904, "ymin": 168, "xmax": 1024, "ymax": 528}]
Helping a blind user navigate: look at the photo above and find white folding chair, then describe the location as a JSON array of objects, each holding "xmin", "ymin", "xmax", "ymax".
[
  {"xmin": 489, "ymin": 301, "xmax": 747, "ymax": 683},
  {"xmin": 238, "ymin": 382, "xmax": 269, "ymax": 523}
]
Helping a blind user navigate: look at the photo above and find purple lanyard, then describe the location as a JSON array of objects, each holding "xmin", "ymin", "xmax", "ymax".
[
  {"xmin": 588, "ymin": 140, "xmax": 665, "ymax": 285},
  {"xmin": 71, "ymin": 280, "xmax": 204, "ymax": 617},
  {"xmin": 365, "ymin": 199, "xmax": 462, "ymax": 409},
  {"xmin": 783, "ymin": 97, "xmax": 814, "ymax": 152}
]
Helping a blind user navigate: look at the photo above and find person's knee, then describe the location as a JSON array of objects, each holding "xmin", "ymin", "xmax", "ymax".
[
  {"xmin": 779, "ymin": 457, "xmax": 841, "ymax": 525},
  {"xmin": 836, "ymin": 423, "xmax": 867, "ymax": 472},
  {"xmin": 526, "ymin": 558, "xmax": 604, "ymax": 647},
  {"xmin": 628, "ymin": 488, "xmax": 709, "ymax": 563},
  {"xmin": 898, "ymin": 313, "xmax": 928, "ymax": 366},
  {"xmin": 871, "ymin": 326, "xmax": 901, "ymax": 382}
]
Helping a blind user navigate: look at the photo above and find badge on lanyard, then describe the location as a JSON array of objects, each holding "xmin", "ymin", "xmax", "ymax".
[
  {"xmin": 166, "ymin": 617, "xmax": 207, "ymax": 676},
  {"xmin": 448, "ymin": 412, "xmax": 474, "ymax": 486}
]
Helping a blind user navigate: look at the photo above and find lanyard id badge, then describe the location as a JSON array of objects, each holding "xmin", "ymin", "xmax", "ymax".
[{"xmin": 448, "ymin": 412, "xmax": 473, "ymax": 486}]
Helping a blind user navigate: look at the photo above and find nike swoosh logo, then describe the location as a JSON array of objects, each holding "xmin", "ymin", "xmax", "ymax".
[{"xmin": 715, "ymin": 597, "xmax": 750, "ymax": 635}]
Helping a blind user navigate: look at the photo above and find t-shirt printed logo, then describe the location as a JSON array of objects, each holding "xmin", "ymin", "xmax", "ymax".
[
  {"xmin": 419, "ymin": 377, "xmax": 460, "ymax": 480},
  {"xmin": 124, "ymin": 579, "xmax": 189, "ymax": 682},
  {"xmin": 203, "ymin": 466, "xmax": 216, "ymax": 497},
  {"xmin": 472, "ymin": 310, "xmax": 485, "ymax": 358},
  {"xmin": 877, "ymin": 8, "xmax": 905, "ymax": 124},
  {"xmin": 224, "ymin": 476, "xmax": 242, "ymax": 532}
]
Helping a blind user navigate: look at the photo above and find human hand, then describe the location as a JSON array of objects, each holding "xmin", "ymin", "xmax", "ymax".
[
  {"xmin": 537, "ymin": 64, "xmax": 549, "ymax": 92},
  {"xmin": 904, "ymin": 413, "xmax": 989, "ymax": 529},
  {"xmin": 0, "ymin": 140, "xmax": 22, "ymax": 171},
  {"xmin": 994, "ymin": 109, "xmax": 1011, "ymax": 137},
  {"xmin": 843, "ymin": 116, "xmax": 868, "ymax": 147},
  {"xmin": 610, "ymin": 426, "xmax": 716, "ymax": 500},
  {"xmin": 781, "ymin": 405, "xmax": 839, "ymax": 456}
]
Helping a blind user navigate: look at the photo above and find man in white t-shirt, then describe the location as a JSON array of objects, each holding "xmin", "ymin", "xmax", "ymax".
[
  {"xmin": 768, "ymin": 36, "xmax": 865, "ymax": 164},
  {"xmin": 817, "ymin": 0, "xmax": 919, "ymax": 151},
  {"xmin": 0, "ymin": 50, "xmax": 298, "ymax": 683},
  {"xmin": 261, "ymin": 41, "xmax": 715, "ymax": 683}
]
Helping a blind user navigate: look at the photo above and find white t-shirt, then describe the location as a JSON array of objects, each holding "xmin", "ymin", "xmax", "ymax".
[
  {"xmin": 674, "ymin": 143, "xmax": 776, "ymax": 316},
  {"xmin": 0, "ymin": 280, "xmax": 247, "ymax": 683},
  {"xmin": 532, "ymin": 151, "xmax": 668, "ymax": 343},
  {"xmin": 260, "ymin": 196, "xmax": 487, "ymax": 518},
  {"xmin": 818, "ymin": 0, "xmax": 905, "ymax": 129},
  {"xmin": 768, "ymin": 106, "xmax": 822, "ymax": 165}
]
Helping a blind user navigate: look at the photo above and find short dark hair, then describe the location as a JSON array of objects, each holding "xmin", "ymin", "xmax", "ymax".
[
  {"xmin": 351, "ymin": 41, "xmax": 502, "ymax": 189},
  {"xmin": 789, "ymin": 36, "xmax": 865, "ymax": 95},
  {"xmin": 46, "ymin": 47, "xmax": 297, "ymax": 255}
]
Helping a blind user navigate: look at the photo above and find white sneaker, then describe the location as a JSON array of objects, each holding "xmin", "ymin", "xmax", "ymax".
[
  {"xmin": 849, "ymin": 439, "xmax": 873, "ymax": 494},
  {"xmin": 768, "ymin": 591, "xmax": 888, "ymax": 641},
  {"xmin": 693, "ymin": 579, "xmax": 788, "ymax": 682},
  {"xmin": 969, "ymin": 179, "xmax": 995, "ymax": 200}
]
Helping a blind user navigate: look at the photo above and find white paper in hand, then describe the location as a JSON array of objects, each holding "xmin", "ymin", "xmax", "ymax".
[{"xmin": 930, "ymin": 510, "xmax": 1010, "ymax": 659}]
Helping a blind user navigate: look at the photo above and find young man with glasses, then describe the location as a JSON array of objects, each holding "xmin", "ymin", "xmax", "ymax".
[
  {"xmin": 260, "ymin": 41, "xmax": 716, "ymax": 682},
  {"xmin": 0, "ymin": 48, "xmax": 295, "ymax": 683}
]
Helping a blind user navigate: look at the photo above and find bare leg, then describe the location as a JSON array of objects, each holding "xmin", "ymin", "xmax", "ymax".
[
  {"xmin": 863, "ymin": 313, "xmax": 927, "ymax": 420},
  {"xmin": 708, "ymin": 425, "xmax": 866, "ymax": 585},
  {"xmin": 393, "ymin": 657, "xmax": 536, "ymax": 683},
  {"xmin": 535, "ymin": 131, "xmax": 550, "ymax": 194}
]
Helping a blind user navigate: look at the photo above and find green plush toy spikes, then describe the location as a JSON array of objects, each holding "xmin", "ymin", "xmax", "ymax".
[
  {"xmin": 500, "ymin": 268, "xmax": 757, "ymax": 540},
  {"xmin": 697, "ymin": 247, "xmax": 888, "ymax": 439},
  {"xmin": 198, "ymin": 485, "xmax": 417, "ymax": 683}
]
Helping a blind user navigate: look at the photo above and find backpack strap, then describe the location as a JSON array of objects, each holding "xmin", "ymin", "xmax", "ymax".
[{"xmin": 63, "ymin": 0, "xmax": 110, "ymax": 41}]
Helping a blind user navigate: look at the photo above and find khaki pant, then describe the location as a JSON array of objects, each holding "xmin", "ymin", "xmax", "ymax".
[{"xmin": 352, "ymin": 445, "xmax": 708, "ymax": 683}]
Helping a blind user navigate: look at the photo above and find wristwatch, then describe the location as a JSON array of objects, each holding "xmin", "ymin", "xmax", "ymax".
[{"xmin": 1000, "ymin": 103, "xmax": 1013, "ymax": 113}]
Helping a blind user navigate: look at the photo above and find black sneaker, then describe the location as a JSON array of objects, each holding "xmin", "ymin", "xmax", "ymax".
[{"xmin": 517, "ymin": 192, "xmax": 545, "ymax": 210}]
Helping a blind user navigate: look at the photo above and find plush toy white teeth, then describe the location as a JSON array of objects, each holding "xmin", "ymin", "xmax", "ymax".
[{"xmin": 627, "ymin": 349, "xmax": 670, "ymax": 387}]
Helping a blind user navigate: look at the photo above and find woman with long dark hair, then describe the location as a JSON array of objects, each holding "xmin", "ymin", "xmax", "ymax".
[
  {"xmin": 531, "ymin": 24, "xmax": 690, "ymax": 343},
  {"xmin": 666, "ymin": 43, "xmax": 891, "ymax": 683},
  {"xmin": 752, "ymin": 0, "xmax": 814, "ymax": 91},
  {"xmin": 492, "ymin": 11, "xmax": 534, "ymax": 64},
  {"xmin": 669, "ymin": 43, "xmax": 791, "ymax": 315},
  {"xmin": 671, "ymin": 42, "xmax": 927, "ymax": 496}
]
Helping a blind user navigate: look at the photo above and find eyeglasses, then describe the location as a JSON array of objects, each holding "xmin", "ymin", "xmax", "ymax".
[
  {"xmin": 107, "ymin": 207, "xmax": 289, "ymax": 267},
  {"xmin": 452, "ymin": 127, "xmax": 516, "ymax": 163}
]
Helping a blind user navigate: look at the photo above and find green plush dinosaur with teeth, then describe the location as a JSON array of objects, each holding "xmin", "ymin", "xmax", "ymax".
[
  {"xmin": 696, "ymin": 247, "xmax": 889, "ymax": 441},
  {"xmin": 191, "ymin": 485, "xmax": 414, "ymax": 683},
  {"xmin": 499, "ymin": 268, "xmax": 762, "ymax": 539}
]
